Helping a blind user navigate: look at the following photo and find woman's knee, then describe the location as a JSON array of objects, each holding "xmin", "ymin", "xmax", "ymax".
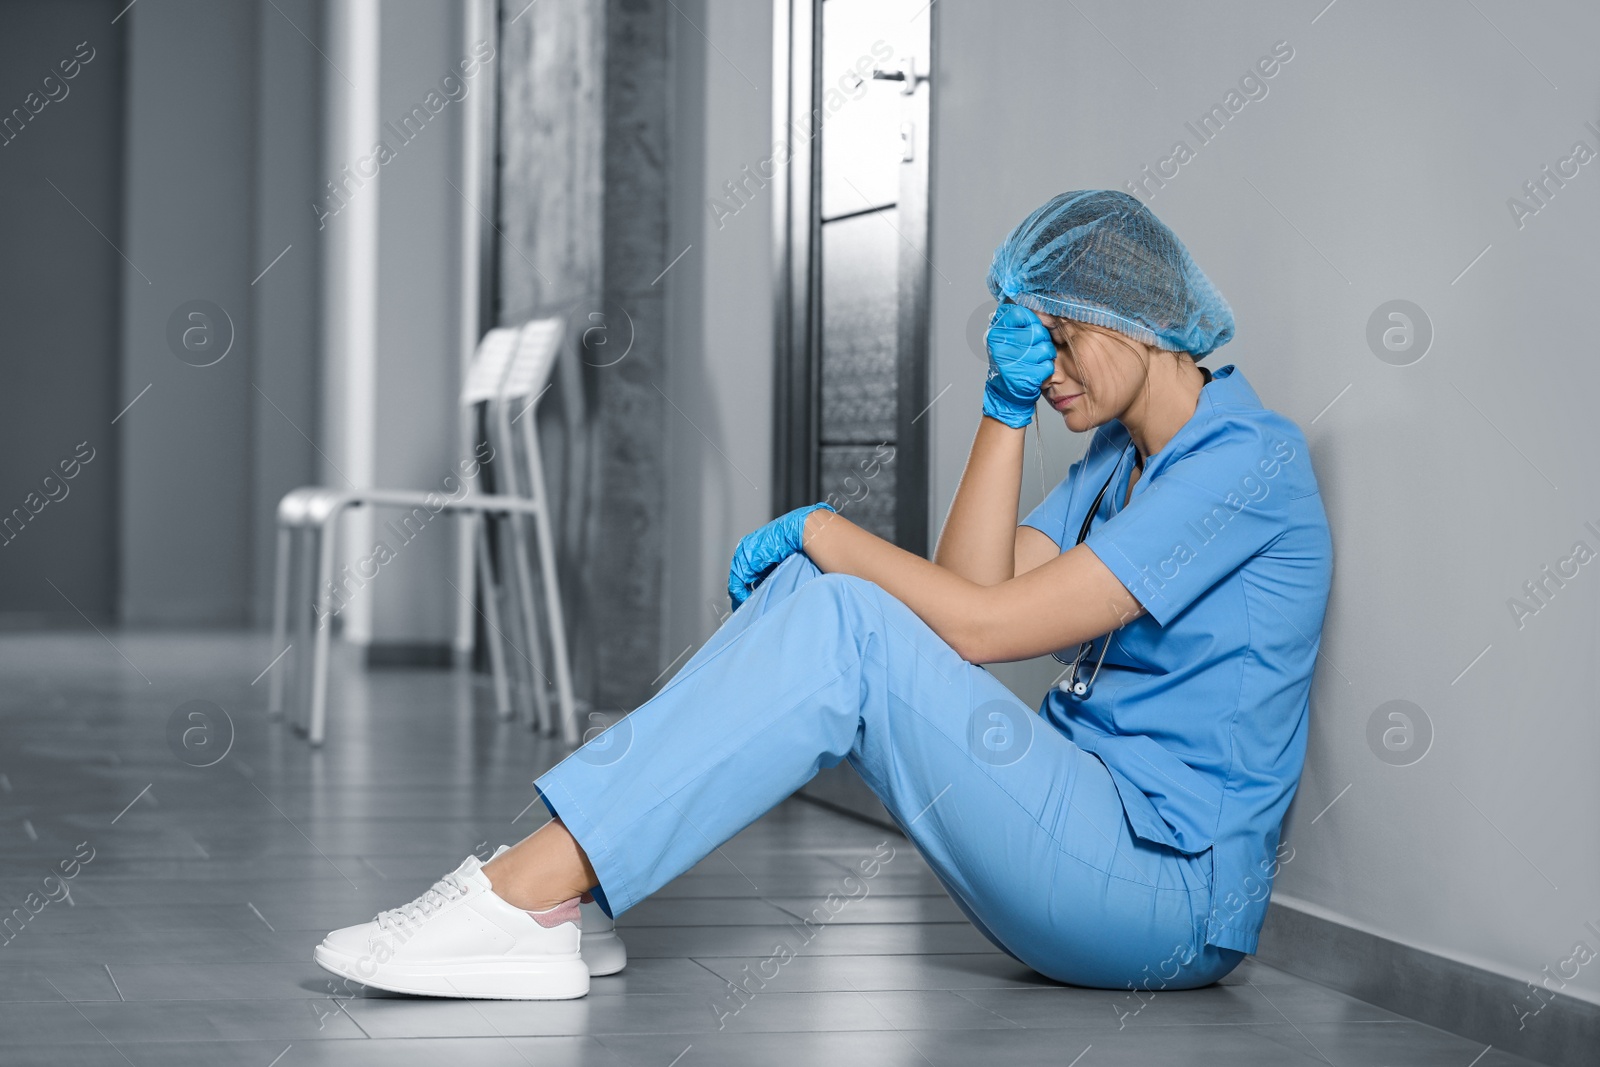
[
  {"xmin": 790, "ymin": 568, "xmax": 881, "ymax": 613},
  {"xmin": 744, "ymin": 552, "xmax": 825, "ymax": 608}
]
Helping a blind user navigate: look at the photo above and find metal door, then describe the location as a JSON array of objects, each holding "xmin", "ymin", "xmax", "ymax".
[{"xmin": 775, "ymin": 0, "xmax": 934, "ymax": 554}]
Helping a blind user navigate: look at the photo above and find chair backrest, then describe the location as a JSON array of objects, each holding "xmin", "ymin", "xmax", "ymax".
[
  {"xmin": 460, "ymin": 327, "xmax": 520, "ymax": 406},
  {"xmin": 502, "ymin": 318, "xmax": 565, "ymax": 407}
]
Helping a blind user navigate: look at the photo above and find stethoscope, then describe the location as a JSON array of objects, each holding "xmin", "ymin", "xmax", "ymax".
[
  {"xmin": 1052, "ymin": 363, "xmax": 1211, "ymax": 700},
  {"xmin": 1054, "ymin": 442, "xmax": 1138, "ymax": 700}
]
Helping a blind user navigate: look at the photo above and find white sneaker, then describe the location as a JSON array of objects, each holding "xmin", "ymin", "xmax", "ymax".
[
  {"xmin": 478, "ymin": 844, "xmax": 627, "ymax": 977},
  {"xmin": 579, "ymin": 892, "xmax": 627, "ymax": 977},
  {"xmin": 313, "ymin": 852, "xmax": 589, "ymax": 1000}
]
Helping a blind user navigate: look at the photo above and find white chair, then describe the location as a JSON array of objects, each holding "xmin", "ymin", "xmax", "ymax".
[
  {"xmin": 266, "ymin": 322, "xmax": 577, "ymax": 745},
  {"xmin": 494, "ymin": 319, "xmax": 578, "ymax": 742},
  {"xmin": 267, "ymin": 326, "xmax": 520, "ymax": 741}
]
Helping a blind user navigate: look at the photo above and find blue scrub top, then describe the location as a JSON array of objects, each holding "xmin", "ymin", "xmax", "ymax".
[{"xmin": 1020, "ymin": 363, "xmax": 1332, "ymax": 954}]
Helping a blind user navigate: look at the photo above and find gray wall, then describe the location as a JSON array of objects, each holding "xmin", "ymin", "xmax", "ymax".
[
  {"xmin": 591, "ymin": 0, "xmax": 674, "ymax": 710},
  {"xmin": 249, "ymin": 0, "xmax": 323, "ymax": 627},
  {"xmin": 264, "ymin": 0, "xmax": 467, "ymax": 651},
  {"xmin": 117, "ymin": 0, "xmax": 260, "ymax": 625},
  {"xmin": 661, "ymin": 0, "xmax": 777, "ymax": 675},
  {"xmin": 116, "ymin": 0, "xmax": 323, "ymax": 628},
  {"xmin": 0, "ymin": 0, "xmax": 123, "ymax": 624},
  {"xmin": 365, "ymin": 0, "xmax": 469, "ymax": 648},
  {"xmin": 927, "ymin": 0, "xmax": 1600, "ymax": 1006},
  {"xmin": 6, "ymin": 0, "xmax": 439, "ymax": 639}
]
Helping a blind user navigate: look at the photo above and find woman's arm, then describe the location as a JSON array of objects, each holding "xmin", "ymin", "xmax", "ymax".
[
  {"xmin": 1013, "ymin": 526, "xmax": 1062, "ymax": 577},
  {"xmin": 929, "ymin": 416, "xmax": 1072, "ymax": 583},
  {"xmin": 932, "ymin": 416, "xmax": 1044, "ymax": 584},
  {"xmin": 804, "ymin": 509, "xmax": 1143, "ymax": 663}
]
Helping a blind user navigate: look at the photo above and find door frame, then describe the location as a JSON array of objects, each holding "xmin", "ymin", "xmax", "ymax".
[{"xmin": 771, "ymin": 0, "xmax": 934, "ymax": 556}]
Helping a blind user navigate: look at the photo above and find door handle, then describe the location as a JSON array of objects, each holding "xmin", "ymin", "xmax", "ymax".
[{"xmin": 870, "ymin": 56, "xmax": 928, "ymax": 96}]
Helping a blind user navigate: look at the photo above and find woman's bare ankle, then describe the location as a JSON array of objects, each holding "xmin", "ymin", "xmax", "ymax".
[{"xmin": 481, "ymin": 818, "xmax": 598, "ymax": 912}]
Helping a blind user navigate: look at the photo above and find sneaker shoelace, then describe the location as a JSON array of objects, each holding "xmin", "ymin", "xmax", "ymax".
[{"xmin": 374, "ymin": 870, "xmax": 472, "ymax": 933}]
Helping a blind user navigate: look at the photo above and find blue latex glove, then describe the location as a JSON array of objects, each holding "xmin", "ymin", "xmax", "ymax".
[
  {"xmin": 728, "ymin": 502, "xmax": 836, "ymax": 610},
  {"xmin": 983, "ymin": 302, "xmax": 1057, "ymax": 428}
]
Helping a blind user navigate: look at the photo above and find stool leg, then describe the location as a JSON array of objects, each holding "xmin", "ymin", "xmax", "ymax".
[
  {"xmin": 491, "ymin": 509, "xmax": 536, "ymax": 724},
  {"xmin": 522, "ymin": 418, "xmax": 579, "ymax": 743},
  {"xmin": 476, "ymin": 514, "xmax": 514, "ymax": 718},
  {"xmin": 293, "ymin": 525, "xmax": 317, "ymax": 735},
  {"xmin": 308, "ymin": 511, "xmax": 340, "ymax": 747},
  {"xmin": 267, "ymin": 523, "xmax": 293, "ymax": 718},
  {"xmin": 453, "ymin": 512, "xmax": 476, "ymax": 665},
  {"xmin": 507, "ymin": 510, "xmax": 553, "ymax": 734},
  {"xmin": 493, "ymin": 397, "xmax": 554, "ymax": 735}
]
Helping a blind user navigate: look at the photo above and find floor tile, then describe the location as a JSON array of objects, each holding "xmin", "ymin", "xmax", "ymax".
[
  {"xmin": 613, "ymin": 896, "xmax": 800, "ymax": 927},
  {"xmin": 1243, "ymin": 1019, "xmax": 1546, "ymax": 1067},
  {"xmin": 692, "ymin": 952, "xmax": 1053, "ymax": 993},
  {"xmin": 0, "ymin": 964, "xmax": 122, "ymax": 1003},
  {"xmin": 905, "ymin": 1023, "xmax": 1334, "ymax": 1066},
  {"xmin": 74, "ymin": 998, "xmax": 367, "ymax": 1043},
  {"xmin": 0, "ymin": 1038, "xmax": 619, "ymax": 1067},
  {"xmin": 762, "ymin": 893, "xmax": 965, "ymax": 925},
  {"xmin": 620, "ymin": 920, "xmax": 1000, "ymax": 958},
  {"xmin": 954, "ymin": 976, "xmax": 1407, "ymax": 1031},
  {"xmin": 341, "ymin": 990, "xmax": 897, "ymax": 1038},
  {"xmin": 0, "ymin": 1001, "xmax": 114, "ymax": 1046},
  {"xmin": 586, "ymin": 1029, "xmax": 930, "ymax": 1067}
]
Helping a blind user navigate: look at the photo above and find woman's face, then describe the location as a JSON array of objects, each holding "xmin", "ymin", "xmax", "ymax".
[{"xmin": 1033, "ymin": 312, "xmax": 1150, "ymax": 433}]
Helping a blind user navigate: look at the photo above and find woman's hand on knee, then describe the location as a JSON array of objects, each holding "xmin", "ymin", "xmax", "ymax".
[{"xmin": 728, "ymin": 502, "xmax": 836, "ymax": 610}]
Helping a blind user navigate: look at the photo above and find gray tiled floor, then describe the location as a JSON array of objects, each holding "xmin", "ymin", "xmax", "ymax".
[{"xmin": 0, "ymin": 631, "xmax": 1546, "ymax": 1066}]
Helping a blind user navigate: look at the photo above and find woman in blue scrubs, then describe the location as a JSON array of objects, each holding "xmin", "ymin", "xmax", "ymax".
[{"xmin": 319, "ymin": 190, "xmax": 1333, "ymax": 998}]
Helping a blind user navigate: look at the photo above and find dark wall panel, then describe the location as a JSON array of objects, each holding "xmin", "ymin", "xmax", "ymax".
[
  {"xmin": 496, "ymin": 0, "xmax": 672, "ymax": 712},
  {"xmin": 591, "ymin": 0, "xmax": 672, "ymax": 710},
  {"xmin": 0, "ymin": 0, "xmax": 125, "ymax": 623}
]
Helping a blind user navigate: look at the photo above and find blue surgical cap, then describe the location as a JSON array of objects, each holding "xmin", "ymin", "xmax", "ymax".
[{"xmin": 986, "ymin": 190, "xmax": 1235, "ymax": 358}]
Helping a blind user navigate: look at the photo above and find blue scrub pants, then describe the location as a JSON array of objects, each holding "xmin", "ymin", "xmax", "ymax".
[{"xmin": 535, "ymin": 554, "xmax": 1244, "ymax": 991}]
